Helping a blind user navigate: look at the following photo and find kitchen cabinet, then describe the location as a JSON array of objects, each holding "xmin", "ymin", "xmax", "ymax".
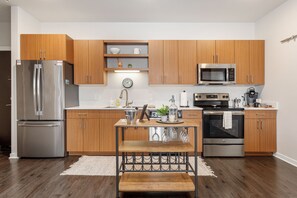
[
  {"xmin": 183, "ymin": 110, "xmax": 203, "ymax": 153},
  {"xmin": 196, "ymin": 40, "xmax": 235, "ymax": 64},
  {"xmin": 149, "ymin": 40, "xmax": 164, "ymax": 84},
  {"xmin": 244, "ymin": 110, "xmax": 276, "ymax": 154},
  {"xmin": 66, "ymin": 110, "xmax": 148, "ymax": 154},
  {"xmin": 20, "ymin": 34, "xmax": 74, "ymax": 63},
  {"xmin": 66, "ymin": 111, "xmax": 100, "ymax": 153},
  {"xmin": 235, "ymin": 40, "xmax": 265, "ymax": 85},
  {"xmin": 149, "ymin": 40, "xmax": 196, "ymax": 85},
  {"xmin": 74, "ymin": 40, "xmax": 106, "ymax": 84},
  {"xmin": 163, "ymin": 40, "xmax": 179, "ymax": 84},
  {"xmin": 178, "ymin": 40, "xmax": 197, "ymax": 84}
]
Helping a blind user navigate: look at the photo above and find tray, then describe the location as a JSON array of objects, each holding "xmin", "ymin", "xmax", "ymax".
[{"xmin": 156, "ymin": 120, "xmax": 184, "ymax": 124}]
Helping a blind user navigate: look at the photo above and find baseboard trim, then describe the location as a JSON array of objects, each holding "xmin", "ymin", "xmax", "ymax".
[
  {"xmin": 9, "ymin": 153, "xmax": 19, "ymax": 160},
  {"xmin": 0, "ymin": 46, "xmax": 11, "ymax": 51},
  {"xmin": 274, "ymin": 152, "xmax": 297, "ymax": 167}
]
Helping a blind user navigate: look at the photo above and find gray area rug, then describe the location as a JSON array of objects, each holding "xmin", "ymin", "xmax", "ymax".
[{"xmin": 61, "ymin": 156, "xmax": 216, "ymax": 177}]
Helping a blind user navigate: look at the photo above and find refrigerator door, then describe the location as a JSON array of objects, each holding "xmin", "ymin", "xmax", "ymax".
[
  {"xmin": 17, "ymin": 60, "xmax": 40, "ymax": 120},
  {"xmin": 17, "ymin": 121, "xmax": 65, "ymax": 157},
  {"xmin": 39, "ymin": 60, "xmax": 65, "ymax": 120}
]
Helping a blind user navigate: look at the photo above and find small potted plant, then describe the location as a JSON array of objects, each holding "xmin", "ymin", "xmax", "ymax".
[{"xmin": 157, "ymin": 105, "xmax": 169, "ymax": 122}]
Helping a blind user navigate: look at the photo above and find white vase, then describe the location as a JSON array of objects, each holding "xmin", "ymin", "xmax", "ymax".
[{"xmin": 161, "ymin": 116, "xmax": 167, "ymax": 122}]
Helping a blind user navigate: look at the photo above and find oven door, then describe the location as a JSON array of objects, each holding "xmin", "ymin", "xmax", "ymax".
[{"xmin": 203, "ymin": 111, "xmax": 244, "ymax": 139}]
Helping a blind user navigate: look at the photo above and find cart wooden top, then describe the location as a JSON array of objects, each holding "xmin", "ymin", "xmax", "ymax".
[{"xmin": 114, "ymin": 119, "xmax": 199, "ymax": 128}]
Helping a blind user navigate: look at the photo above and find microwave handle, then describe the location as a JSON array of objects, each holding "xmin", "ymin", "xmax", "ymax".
[{"xmin": 226, "ymin": 68, "xmax": 229, "ymax": 81}]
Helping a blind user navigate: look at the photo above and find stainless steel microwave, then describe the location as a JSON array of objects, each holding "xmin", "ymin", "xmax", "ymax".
[{"xmin": 197, "ymin": 64, "xmax": 236, "ymax": 85}]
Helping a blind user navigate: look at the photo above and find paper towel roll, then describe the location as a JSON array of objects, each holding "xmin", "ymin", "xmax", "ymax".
[{"xmin": 180, "ymin": 90, "xmax": 188, "ymax": 107}]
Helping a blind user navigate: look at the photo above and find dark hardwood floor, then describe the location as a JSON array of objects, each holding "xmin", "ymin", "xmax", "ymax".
[{"xmin": 0, "ymin": 154, "xmax": 297, "ymax": 198}]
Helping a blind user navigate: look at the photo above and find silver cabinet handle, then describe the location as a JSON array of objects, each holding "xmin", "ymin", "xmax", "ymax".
[
  {"xmin": 18, "ymin": 124, "xmax": 60, "ymax": 127},
  {"xmin": 261, "ymin": 120, "xmax": 263, "ymax": 130},
  {"xmin": 247, "ymin": 75, "xmax": 250, "ymax": 83},
  {"xmin": 257, "ymin": 120, "xmax": 259, "ymax": 130}
]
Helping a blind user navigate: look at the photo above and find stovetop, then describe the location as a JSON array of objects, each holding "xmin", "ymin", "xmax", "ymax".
[{"xmin": 197, "ymin": 107, "xmax": 244, "ymax": 111}]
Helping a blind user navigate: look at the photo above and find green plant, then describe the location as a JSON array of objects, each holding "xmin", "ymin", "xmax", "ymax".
[{"xmin": 157, "ymin": 105, "xmax": 169, "ymax": 116}]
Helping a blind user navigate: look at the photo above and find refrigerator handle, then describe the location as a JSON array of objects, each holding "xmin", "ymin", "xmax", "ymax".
[
  {"xmin": 37, "ymin": 64, "xmax": 42, "ymax": 116},
  {"xmin": 18, "ymin": 123, "xmax": 60, "ymax": 127},
  {"xmin": 33, "ymin": 64, "xmax": 38, "ymax": 115}
]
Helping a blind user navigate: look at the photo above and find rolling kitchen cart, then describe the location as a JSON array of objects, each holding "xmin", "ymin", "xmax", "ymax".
[{"xmin": 114, "ymin": 119, "xmax": 199, "ymax": 198}]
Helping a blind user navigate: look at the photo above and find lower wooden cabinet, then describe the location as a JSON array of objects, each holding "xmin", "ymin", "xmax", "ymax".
[
  {"xmin": 183, "ymin": 110, "xmax": 203, "ymax": 153},
  {"xmin": 66, "ymin": 110, "xmax": 148, "ymax": 154},
  {"xmin": 244, "ymin": 110, "xmax": 277, "ymax": 154}
]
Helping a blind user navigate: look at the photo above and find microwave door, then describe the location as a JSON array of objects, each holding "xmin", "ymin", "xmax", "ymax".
[{"xmin": 199, "ymin": 68, "xmax": 227, "ymax": 84}]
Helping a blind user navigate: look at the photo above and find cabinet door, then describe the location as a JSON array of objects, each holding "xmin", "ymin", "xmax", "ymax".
[
  {"xmin": 196, "ymin": 40, "xmax": 215, "ymax": 64},
  {"xmin": 148, "ymin": 40, "xmax": 164, "ymax": 84},
  {"xmin": 83, "ymin": 118, "xmax": 100, "ymax": 152},
  {"xmin": 41, "ymin": 34, "xmax": 66, "ymax": 61},
  {"xmin": 188, "ymin": 119, "xmax": 203, "ymax": 153},
  {"xmin": 215, "ymin": 40, "xmax": 235, "ymax": 64},
  {"xmin": 99, "ymin": 118, "xmax": 121, "ymax": 152},
  {"xmin": 259, "ymin": 118, "xmax": 276, "ymax": 152},
  {"xmin": 88, "ymin": 40, "xmax": 106, "ymax": 84},
  {"xmin": 244, "ymin": 119, "xmax": 260, "ymax": 152},
  {"xmin": 250, "ymin": 40, "xmax": 265, "ymax": 85},
  {"xmin": 20, "ymin": 34, "xmax": 42, "ymax": 60},
  {"xmin": 163, "ymin": 40, "xmax": 179, "ymax": 84},
  {"xmin": 235, "ymin": 40, "xmax": 250, "ymax": 84},
  {"xmin": 66, "ymin": 118, "xmax": 84, "ymax": 152},
  {"xmin": 178, "ymin": 40, "xmax": 197, "ymax": 84},
  {"xmin": 74, "ymin": 40, "xmax": 89, "ymax": 84}
]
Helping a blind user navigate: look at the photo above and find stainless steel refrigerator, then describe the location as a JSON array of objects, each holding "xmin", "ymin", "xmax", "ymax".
[{"xmin": 17, "ymin": 60, "xmax": 79, "ymax": 157}]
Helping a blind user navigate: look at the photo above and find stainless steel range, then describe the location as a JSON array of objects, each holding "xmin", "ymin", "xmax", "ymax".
[{"xmin": 194, "ymin": 93, "xmax": 244, "ymax": 157}]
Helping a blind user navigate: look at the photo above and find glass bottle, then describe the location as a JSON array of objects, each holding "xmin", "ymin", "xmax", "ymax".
[{"xmin": 168, "ymin": 95, "xmax": 178, "ymax": 122}]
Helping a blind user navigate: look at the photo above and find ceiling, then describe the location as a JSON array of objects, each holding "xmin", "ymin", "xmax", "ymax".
[{"xmin": 4, "ymin": 0, "xmax": 288, "ymax": 23}]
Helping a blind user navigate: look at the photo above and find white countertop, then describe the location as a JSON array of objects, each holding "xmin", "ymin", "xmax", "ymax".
[
  {"xmin": 66, "ymin": 105, "xmax": 203, "ymax": 111},
  {"xmin": 244, "ymin": 107, "xmax": 278, "ymax": 111}
]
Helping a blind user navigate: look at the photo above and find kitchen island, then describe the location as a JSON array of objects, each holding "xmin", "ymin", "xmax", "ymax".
[{"xmin": 114, "ymin": 119, "xmax": 199, "ymax": 198}]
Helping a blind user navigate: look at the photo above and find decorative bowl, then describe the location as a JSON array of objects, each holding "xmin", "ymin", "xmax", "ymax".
[{"xmin": 110, "ymin": 48, "xmax": 120, "ymax": 54}]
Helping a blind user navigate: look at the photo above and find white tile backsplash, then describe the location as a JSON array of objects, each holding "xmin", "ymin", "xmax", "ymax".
[{"xmin": 79, "ymin": 72, "xmax": 263, "ymax": 108}]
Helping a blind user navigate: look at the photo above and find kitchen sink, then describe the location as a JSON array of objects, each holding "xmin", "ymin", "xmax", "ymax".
[{"xmin": 104, "ymin": 105, "xmax": 143, "ymax": 109}]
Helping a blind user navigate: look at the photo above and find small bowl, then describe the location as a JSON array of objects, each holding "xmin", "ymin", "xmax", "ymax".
[{"xmin": 110, "ymin": 48, "xmax": 120, "ymax": 54}]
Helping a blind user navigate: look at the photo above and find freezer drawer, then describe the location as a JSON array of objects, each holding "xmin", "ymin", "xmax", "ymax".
[{"xmin": 17, "ymin": 121, "xmax": 65, "ymax": 157}]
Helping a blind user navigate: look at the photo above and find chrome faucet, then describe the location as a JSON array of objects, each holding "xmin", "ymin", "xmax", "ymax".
[{"xmin": 119, "ymin": 89, "xmax": 133, "ymax": 107}]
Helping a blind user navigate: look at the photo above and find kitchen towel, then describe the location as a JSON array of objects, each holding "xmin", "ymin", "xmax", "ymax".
[{"xmin": 223, "ymin": 111, "xmax": 232, "ymax": 129}]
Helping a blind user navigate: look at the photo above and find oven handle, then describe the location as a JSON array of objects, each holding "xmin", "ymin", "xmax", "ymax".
[{"xmin": 203, "ymin": 111, "xmax": 245, "ymax": 115}]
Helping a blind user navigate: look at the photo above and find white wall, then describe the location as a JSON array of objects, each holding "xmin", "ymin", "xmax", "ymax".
[
  {"xmin": 256, "ymin": 0, "xmax": 297, "ymax": 165},
  {"xmin": 0, "ymin": 22, "xmax": 11, "ymax": 49},
  {"xmin": 10, "ymin": 6, "xmax": 41, "ymax": 159},
  {"xmin": 41, "ymin": 22, "xmax": 257, "ymax": 107}
]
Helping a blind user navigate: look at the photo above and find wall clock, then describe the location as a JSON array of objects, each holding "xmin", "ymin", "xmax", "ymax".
[{"xmin": 122, "ymin": 78, "xmax": 133, "ymax": 88}]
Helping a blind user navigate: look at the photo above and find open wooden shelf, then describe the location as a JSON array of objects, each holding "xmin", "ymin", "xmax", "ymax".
[
  {"xmin": 104, "ymin": 54, "xmax": 148, "ymax": 58},
  {"xmin": 104, "ymin": 68, "xmax": 149, "ymax": 72},
  {"xmin": 119, "ymin": 172, "xmax": 195, "ymax": 192},
  {"xmin": 104, "ymin": 40, "xmax": 148, "ymax": 45},
  {"xmin": 119, "ymin": 141, "xmax": 194, "ymax": 153}
]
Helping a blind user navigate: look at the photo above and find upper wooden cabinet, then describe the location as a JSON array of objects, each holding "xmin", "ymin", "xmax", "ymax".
[
  {"xmin": 149, "ymin": 40, "xmax": 164, "ymax": 84},
  {"xmin": 178, "ymin": 40, "xmax": 197, "ymax": 84},
  {"xmin": 164, "ymin": 40, "xmax": 179, "ymax": 84},
  {"xmin": 196, "ymin": 40, "xmax": 235, "ymax": 64},
  {"xmin": 74, "ymin": 40, "xmax": 106, "ymax": 84},
  {"xmin": 149, "ymin": 40, "xmax": 196, "ymax": 85},
  {"xmin": 20, "ymin": 34, "xmax": 74, "ymax": 64},
  {"xmin": 235, "ymin": 40, "xmax": 265, "ymax": 85}
]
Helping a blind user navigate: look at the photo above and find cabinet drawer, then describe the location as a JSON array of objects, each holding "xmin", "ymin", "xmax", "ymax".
[
  {"xmin": 66, "ymin": 110, "xmax": 101, "ymax": 119},
  {"xmin": 244, "ymin": 110, "xmax": 276, "ymax": 119},
  {"xmin": 183, "ymin": 111, "xmax": 202, "ymax": 119}
]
